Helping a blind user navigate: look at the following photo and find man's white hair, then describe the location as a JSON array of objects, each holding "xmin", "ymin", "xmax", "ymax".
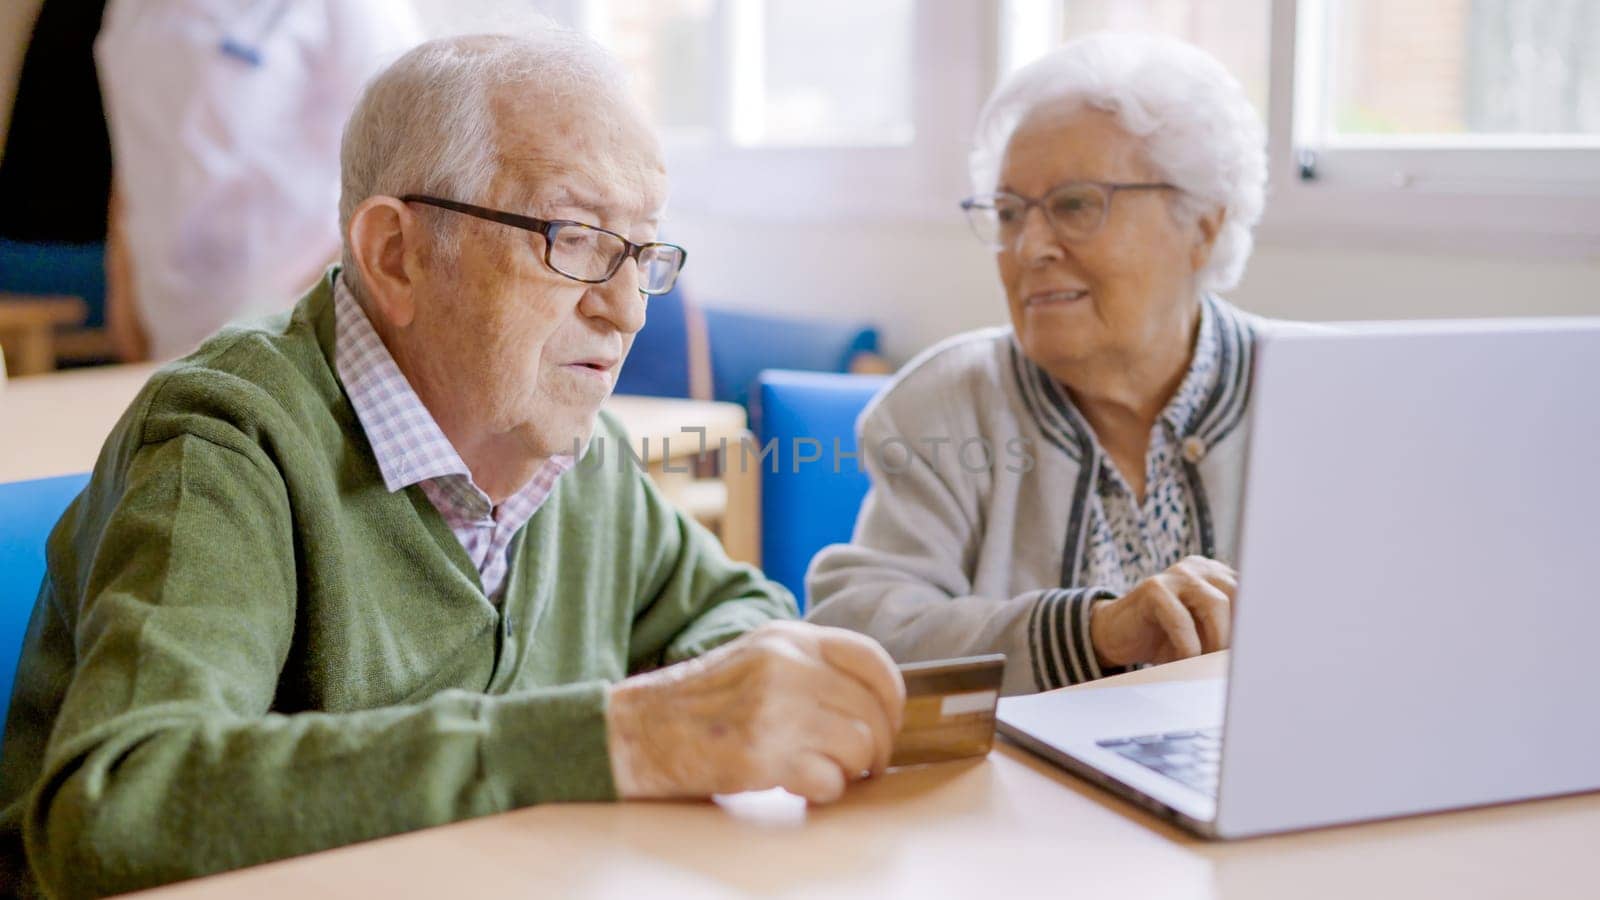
[
  {"xmin": 338, "ymin": 28, "xmax": 629, "ymax": 297},
  {"xmin": 970, "ymin": 33, "xmax": 1266, "ymax": 293}
]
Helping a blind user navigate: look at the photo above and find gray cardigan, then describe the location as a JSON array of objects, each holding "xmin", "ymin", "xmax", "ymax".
[{"xmin": 807, "ymin": 296, "xmax": 1267, "ymax": 695}]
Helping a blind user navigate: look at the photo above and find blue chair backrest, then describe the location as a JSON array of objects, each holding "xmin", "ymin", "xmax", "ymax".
[
  {"xmin": 0, "ymin": 473, "xmax": 89, "ymax": 730},
  {"xmin": 753, "ymin": 371, "xmax": 890, "ymax": 609},
  {"xmin": 706, "ymin": 308, "xmax": 880, "ymax": 410},
  {"xmin": 614, "ymin": 278, "xmax": 696, "ymax": 399},
  {"xmin": 0, "ymin": 239, "xmax": 108, "ymax": 328}
]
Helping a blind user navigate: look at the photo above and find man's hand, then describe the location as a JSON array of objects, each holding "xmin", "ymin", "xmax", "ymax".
[
  {"xmin": 1089, "ymin": 556, "xmax": 1237, "ymax": 668},
  {"xmin": 606, "ymin": 621, "xmax": 905, "ymax": 804}
]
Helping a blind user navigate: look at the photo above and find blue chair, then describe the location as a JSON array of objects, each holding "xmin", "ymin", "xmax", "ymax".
[
  {"xmin": 705, "ymin": 308, "xmax": 882, "ymax": 411},
  {"xmin": 0, "ymin": 239, "xmax": 107, "ymax": 329},
  {"xmin": 0, "ymin": 473, "xmax": 89, "ymax": 731},
  {"xmin": 613, "ymin": 279, "xmax": 711, "ymax": 400},
  {"xmin": 616, "ymin": 285, "xmax": 882, "ymax": 409},
  {"xmin": 753, "ymin": 371, "xmax": 890, "ymax": 608}
]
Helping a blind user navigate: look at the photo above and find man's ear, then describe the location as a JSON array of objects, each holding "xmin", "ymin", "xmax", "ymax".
[
  {"xmin": 348, "ymin": 196, "xmax": 421, "ymax": 328},
  {"xmin": 1190, "ymin": 205, "xmax": 1227, "ymax": 275}
]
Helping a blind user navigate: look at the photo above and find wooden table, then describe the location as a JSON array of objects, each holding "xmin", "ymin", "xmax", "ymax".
[
  {"xmin": 126, "ymin": 652, "xmax": 1600, "ymax": 898},
  {"xmin": 0, "ymin": 295, "xmax": 87, "ymax": 377},
  {"xmin": 0, "ymin": 363, "xmax": 760, "ymax": 564}
]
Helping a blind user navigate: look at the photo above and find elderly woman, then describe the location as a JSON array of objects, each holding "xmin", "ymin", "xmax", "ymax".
[{"xmin": 808, "ymin": 34, "xmax": 1276, "ymax": 696}]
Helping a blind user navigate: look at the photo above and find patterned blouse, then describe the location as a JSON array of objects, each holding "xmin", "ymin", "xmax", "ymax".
[{"xmin": 1080, "ymin": 302, "xmax": 1221, "ymax": 593}]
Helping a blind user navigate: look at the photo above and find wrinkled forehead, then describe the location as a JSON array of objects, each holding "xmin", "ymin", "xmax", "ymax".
[{"xmin": 487, "ymin": 86, "xmax": 668, "ymax": 220}]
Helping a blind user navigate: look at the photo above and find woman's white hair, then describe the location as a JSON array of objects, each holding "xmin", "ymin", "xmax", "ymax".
[
  {"xmin": 338, "ymin": 28, "xmax": 629, "ymax": 297},
  {"xmin": 970, "ymin": 33, "xmax": 1266, "ymax": 293}
]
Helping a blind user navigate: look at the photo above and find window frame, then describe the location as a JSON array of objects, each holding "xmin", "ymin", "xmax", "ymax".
[
  {"xmin": 1260, "ymin": 0, "xmax": 1600, "ymax": 257},
  {"xmin": 573, "ymin": 0, "xmax": 1600, "ymax": 253},
  {"xmin": 577, "ymin": 0, "xmax": 993, "ymax": 224}
]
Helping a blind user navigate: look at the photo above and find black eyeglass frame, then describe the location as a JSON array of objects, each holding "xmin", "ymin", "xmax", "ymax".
[
  {"xmin": 399, "ymin": 194, "xmax": 687, "ymax": 295},
  {"xmin": 958, "ymin": 180, "xmax": 1178, "ymax": 248}
]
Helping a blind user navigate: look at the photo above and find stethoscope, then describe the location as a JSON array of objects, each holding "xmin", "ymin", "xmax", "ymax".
[{"xmin": 217, "ymin": 0, "xmax": 294, "ymax": 67}]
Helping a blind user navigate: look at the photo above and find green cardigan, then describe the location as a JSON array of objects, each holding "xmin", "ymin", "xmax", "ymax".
[{"xmin": 0, "ymin": 273, "xmax": 796, "ymax": 898}]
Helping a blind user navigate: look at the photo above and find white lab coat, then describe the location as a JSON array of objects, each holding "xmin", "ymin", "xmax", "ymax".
[{"xmin": 96, "ymin": 0, "xmax": 422, "ymax": 359}]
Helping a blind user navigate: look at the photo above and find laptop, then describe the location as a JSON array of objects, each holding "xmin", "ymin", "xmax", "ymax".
[{"xmin": 996, "ymin": 318, "xmax": 1600, "ymax": 839}]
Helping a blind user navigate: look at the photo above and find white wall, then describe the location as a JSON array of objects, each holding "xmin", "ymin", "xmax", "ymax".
[
  {"xmin": 1234, "ymin": 242, "xmax": 1600, "ymax": 325},
  {"xmin": 669, "ymin": 214, "xmax": 1600, "ymax": 362}
]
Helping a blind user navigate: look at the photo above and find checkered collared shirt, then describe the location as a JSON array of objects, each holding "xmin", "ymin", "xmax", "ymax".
[{"xmin": 333, "ymin": 277, "xmax": 572, "ymax": 601}]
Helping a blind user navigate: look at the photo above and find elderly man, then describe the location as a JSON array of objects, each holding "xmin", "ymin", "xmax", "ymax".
[{"xmin": 0, "ymin": 32, "xmax": 903, "ymax": 898}]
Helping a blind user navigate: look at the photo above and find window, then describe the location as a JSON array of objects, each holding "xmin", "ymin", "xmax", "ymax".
[
  {"xmin": 1306, "ymin": 0, "xmax": 1599, "ymax": 143},
  {"xmin": 1000, "ymin": 0, "xmax": 1273, "ymax": 117},
  {"xmin": 1280, "ymin": 0, "xmax": 1600, "ymax": 254},
  {"xmin": 574, "ymin": 0, "xmax": 984, "ymax": 221},
  {"xmin": 418, "ymin": 1, "xmax": 1598, "ymax": 247},
  {"xmin": 998, "ymin": 0, "xmax": 1600, "ymax": 254},
  {"xmin": 727, "ymin": 0, "xmax": 914, "ymax": 147},
  {"xmin": 586, "ymin": 0, "xmax": 916, "ymax": 148},
  {"xmin": 585, "ymin": 0, "xmax": 720, "ymax": 143}
]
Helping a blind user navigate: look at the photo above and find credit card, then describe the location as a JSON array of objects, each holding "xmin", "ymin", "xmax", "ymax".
[{"xmin": 889, "ymin": 653, "xmax": 1006, "ymax": 768}]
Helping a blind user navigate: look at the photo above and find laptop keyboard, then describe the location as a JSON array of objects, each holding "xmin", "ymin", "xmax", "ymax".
[{"xmin": 1097, "ymin": 727, "xmax": 1222, "ymax": 797}]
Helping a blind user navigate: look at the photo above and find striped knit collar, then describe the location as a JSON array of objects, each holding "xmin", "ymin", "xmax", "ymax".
[
  {"xmin": 1011, "ymin": 293, "xmax": 1256, "ymax": 463},
  {"xmin": 1161, "ymin": 297, "xmax": 1221, "ymax": 439}
]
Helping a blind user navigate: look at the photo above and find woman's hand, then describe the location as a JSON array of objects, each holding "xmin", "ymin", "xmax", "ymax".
[{"xmin": 1089, "ymin": 556, "xmax": 1238, "ymax": 668}]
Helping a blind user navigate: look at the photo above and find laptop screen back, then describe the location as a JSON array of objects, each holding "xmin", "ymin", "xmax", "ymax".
[{"xmin": 1217, "ymin": 320, "xmax": 1600, "ymax": 838}]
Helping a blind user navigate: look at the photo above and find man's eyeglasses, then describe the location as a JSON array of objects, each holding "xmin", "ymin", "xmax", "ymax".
[
  {"xmin": 400, "ymin": 195, "xmax": 688, "ymax": 295},
  {"xmin": 959, "ymin": 181, "xmax": 1176, "ymax": 250}
]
